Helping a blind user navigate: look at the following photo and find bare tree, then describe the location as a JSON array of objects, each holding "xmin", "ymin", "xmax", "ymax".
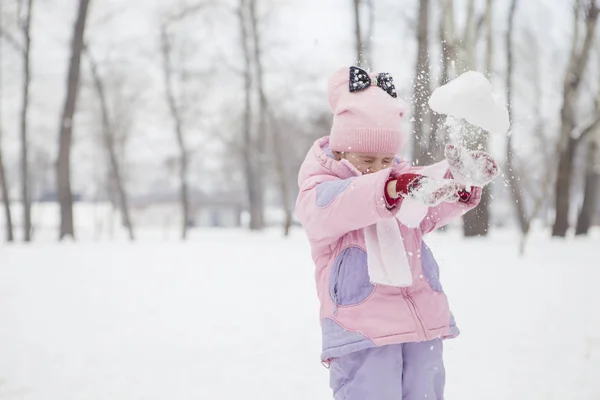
[
  {"xmin": 56, "ymin": 0, "xmax": 92, "ymax": 240},
  {"xmin": 0, "ymin": 123, "xmax": 12, "ymax": 243},
  {"xmin": 505, "ymin": 12, "xmax": 557, "ymax": 253},
  {"xmin": 0, "ymin": 3, "xmax": 14, "ymax": 242},
  {"xmin": 86, "ymin": 47, "xmax": 135, "ymax": 241},
  {"xmin": 484, "ymin": 0, "xmax": 493, "ymax": 75},
  {"xmin": 461, "ymin": 0, "xmax": 477, "ymax": 70},
  {"xmin": 18, "ymin": 0, "xmax": 33, "ymax": 241},
  {"xmin": 574, "ymin": 41, "xmax": 600, "ymax": 236},
  {"xmin": 248, "ymin": 0, "xmax": 291, "ymax": 235},
  {"xmin": 417, "ymin": 0, "xmax": 474, "ymax": 164},
  {"xmin": 439, "ymin": 0, "xmax": 477, "ymax": 74},
  {"xmin": 510, "ymin": 55, "xmax": 556, "ymax": 254},
  {"xmin": 268, "ymin": 114, "xmax": 293, "ymax": 235},
  {"xmin": 504, "ymin": 0, "xmax": 547, "ymax": 253},
  {"xmin": 157, "ymin": 2, "xmax": 214, "ymax": 238},
  {"xmin": 353, "ymin": 0, "xmax": 364, "ymax": 66},
  {"xmin": 575, "ymin": 133, "xmax": 600, "ymax": 235},
  {"xmin": 426, "ymin": 0, "xmax": 454, "ymax": 162},
  {"xmin": 237, "ymin": 0, "xmax": 264, "ymax": 231},
  {"xmin": 352, "ymin": 0, "xmax": 373, "ymax": 68},
  {"xmin": 413, "ymin": 0, "xmax": 490, "ymax": 236},
  {"xmin": 248, "ymin": 0, "xmax": 267, "ymax": 229},
  {"xmin": 366, "ymin": 0, "xmax": 374, "ymax": 64},
  {"xmin": 552, "ymin": 0, "xmax": 600, "ymax": 237},
  {"xmin": 160, "ymin": 26, "xmax": 190, "ymax": 240},
  {"xmin": 505, "ymin": 0, "xmax": 527, "ymax": 234},
  {"xmin": 461, "ymin": 0, "xmax": 491, "ymax": 237},
  {"xmin": 412, "ymin": 0, "xmax": 431, "ymax": 166}
]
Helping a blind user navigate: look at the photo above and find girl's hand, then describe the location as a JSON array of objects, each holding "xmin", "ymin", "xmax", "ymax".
[
  {"xmin": 389, "ymin": 173, "xmax": 464, "ymax": 207},
  {"xmin": 445, "ymin": 144, "xmax": 499, "ymax": 187},
  {"xmin": 404, "ymin": 177, "xmax": 463, "ymax": 206}
]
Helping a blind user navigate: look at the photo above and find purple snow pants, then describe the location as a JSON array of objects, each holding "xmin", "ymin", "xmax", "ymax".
[{"xmin": 329, "ymin": 339, "xmax": 445, "ymax": 400}]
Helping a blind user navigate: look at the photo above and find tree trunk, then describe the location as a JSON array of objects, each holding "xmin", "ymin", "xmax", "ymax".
[
  {"xmin": 427, "ymin": 4, "xmax": 452, "ymax": 163},
  {"xmin": 20, "ymin": 0, "xmax": 33, "ymax": 241},
  {"xmin": 484, "ymin": 0, "xmax": 493, "ymax": 74},
  {"xmin": 56, "ymin": 0, "xmax": 91, "ymax": 240},
  {"xmin": 238, "ymin": 0, "xmax": 264, "ymax": 231},
  {"xmin": 430, "ymin": 0, "xmax": 476, "ymax": 163},
  {"xmin": 506, "ymin": 0, "xmax": 528, "ymax": 234},
  {"xmin": 366, "ymin": 0, "xmax": 374, "ymax": 67},
  {"xmin": 505, "ymin": 0, "xmax": 528, "ymax": 234},
  {"xmin": 440, "ymin": 0, "xmax": 456, "ymax": 61},
  {"xmin": 437, "ymin": 0, "xmax": 489, "ymax": 237},
  {"xmin": 441, "ymin": 0, "xmax": 475, "ymax": 74},
  {"xmin": 268, "ymin": 112, "xmax": 293, "ymax": 236},
  {"xmin": 248, "ymin": 0, "xmax": 267, "ymax": 229},
  {"xmin": 0, "ymin": 4, "xmax": 14, "ymax": 242},
  {"xmin": 552, "ymin": 1, "xmax": 599, "ymax": 237},
  {"xmin": 462, "ymin": 0, "xmax": 493, "ymax": 237},
  {"xmin": 575, "ymin": 140, "xmax": 599, "ymax": 235},
  {"xmin": 412, "ymin": 0, "xmax": 431, "ymax": 166},
  {"xmin": 465, "ymin": 188, "xmax": 492, "ymax": 237},
  {"xmin": 87, "ymin": 48, "xmax": 135, "ymax": 241},
  {"xmin": 553, "ymin": 136, "xmax": 577, "ymax": 236},
  {"xmin": 0, "ymin": 148, "xmax": 12, "ymax": 242},
  {"xmin": 276, "ymin": 140, "xmax": 293, "ymax": 236},
  {"xmin": 249, "ymin": 0, "xmax": 288, "ymax": 235},
  {"xmin": 461, "ymin": 0, "xmax": 476, "ymax": 71},
  {"xmin": 462, "ymin": 188, "xmax": 491, "ymax": 237},
  {"xmin": 160, "ymin": 28, "xmax": 190, "ymax": 240},
  {"xmin": 353, "ymin": 0, "xmax": 365, "ymax": 67}
]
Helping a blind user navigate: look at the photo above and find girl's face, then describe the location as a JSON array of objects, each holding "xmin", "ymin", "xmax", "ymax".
[{"xmin": 334, "ymin": 152, "xmax": 395, "ymax": 175}]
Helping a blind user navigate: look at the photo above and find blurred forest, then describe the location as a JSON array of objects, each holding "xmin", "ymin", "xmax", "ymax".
[{"xmin": 0, "ymin": 0, "xmax": 598, "ymax": 245}]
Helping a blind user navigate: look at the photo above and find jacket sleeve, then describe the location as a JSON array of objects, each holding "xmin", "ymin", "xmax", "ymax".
[
  {"xmin": 401, "ymin": 160, "xmax": 483, "ymax": 234},
  {"xmin": 419, "ymin": 186, "xmax": 482, "ymax": 234},
  {"xmin": 295, "ymin": 168, "xmax": 401, "ymax": 244}
]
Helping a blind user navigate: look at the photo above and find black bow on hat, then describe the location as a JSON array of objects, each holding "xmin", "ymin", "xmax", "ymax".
[{"xmin": 348, "ymin": 66, "xmax": 397, "ymax": 98}]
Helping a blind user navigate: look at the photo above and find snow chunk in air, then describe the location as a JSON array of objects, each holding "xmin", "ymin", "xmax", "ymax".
[{"xmin": 429, "ymin": 71, "xmax": 510, "ymax": 136}]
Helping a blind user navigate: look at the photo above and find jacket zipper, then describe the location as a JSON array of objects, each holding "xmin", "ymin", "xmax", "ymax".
[
  {"xmin": 332, "ymin": 257, "xmax": 342, "ymax": 316},
  {"xmin": 402, "ymin": 288, "xmax": 429, "ymax": 340},
  {"xmin": 333, "ymin": 286, "xmax": 339, "ymax": 315}
]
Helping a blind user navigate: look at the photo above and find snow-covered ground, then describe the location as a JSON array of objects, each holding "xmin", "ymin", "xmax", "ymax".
[{"xmin": 1, "ymin": 228, "xmax": 599, "ymax": 399}]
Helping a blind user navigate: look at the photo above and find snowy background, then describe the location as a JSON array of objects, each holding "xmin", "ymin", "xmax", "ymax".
[{"xmin": 2, "ymin": 227, "xmax": 600, "ymax": 399}]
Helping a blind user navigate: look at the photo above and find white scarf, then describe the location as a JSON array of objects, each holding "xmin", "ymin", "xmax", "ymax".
[{"xmin": 364, "ymin": 161, "xmax": 449, "ymax": 287}]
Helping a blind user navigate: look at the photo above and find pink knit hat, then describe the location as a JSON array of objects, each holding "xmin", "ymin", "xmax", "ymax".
[{"xmin": 328, "ymin": 66, "xmax": 406, "ymax": 154}]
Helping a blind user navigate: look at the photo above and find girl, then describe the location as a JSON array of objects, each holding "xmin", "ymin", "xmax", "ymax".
[{"xmin": 295, "ymin": 66, "xmax": 498, "ymax": 399}]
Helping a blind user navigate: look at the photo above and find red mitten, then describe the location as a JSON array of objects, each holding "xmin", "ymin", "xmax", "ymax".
[
  {"xmin": 457, "ymin": 188, "xmax": 472, "ymax": 203},
  {"xmin": 457, "ymin": 186, "xmax": 482, "ymax": 204},
  {"xmin": 385, "ymin": 173, "xmax": 422, "ymax": 208},
  {"xmin": 395, "ymin": 173, "xmax": 423, "ymax": 196},
  {"xmin": 387, "ymin": 173, "xmax": 473, "ymax": 207}
]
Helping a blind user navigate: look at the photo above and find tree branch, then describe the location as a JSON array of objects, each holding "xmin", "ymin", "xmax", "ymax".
[
  {"xmin": 0, "ymin": 27, "xmax": 24, "ymax": 54},
  {"xmin": 569, "ymin": 0, "xmax": 582, "ymax": 66},
  {"xmin": 575, "ymin": 114, "xmax": 600, "ymax": 142},
  {"xmin": 574, "ymin": 53, "xmax": 600, "ymax": 143},
  {"xmin": 463, "ymin": 0, "xmax": 476, "ymax": 44},
  {"xmin": 166, "ymin": 1, "xmax": 215, "ymax": 23},
  {"xmin": 475, "ymin": 12, "xmax": 485, "ymax": 37},
  {"xmin": 572, "ymin": 1, "xmax": 599, "ymax": 89}
]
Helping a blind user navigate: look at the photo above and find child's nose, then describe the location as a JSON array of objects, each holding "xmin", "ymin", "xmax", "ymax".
[{"xmin": 371, "ymin": 162, "xmax": 384, "ymax": 172}]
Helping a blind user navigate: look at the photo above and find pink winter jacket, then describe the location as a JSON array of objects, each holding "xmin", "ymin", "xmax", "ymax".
[{"xmin": 296, "ymin": 137, "xmax": 481, "ymax": 362}]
